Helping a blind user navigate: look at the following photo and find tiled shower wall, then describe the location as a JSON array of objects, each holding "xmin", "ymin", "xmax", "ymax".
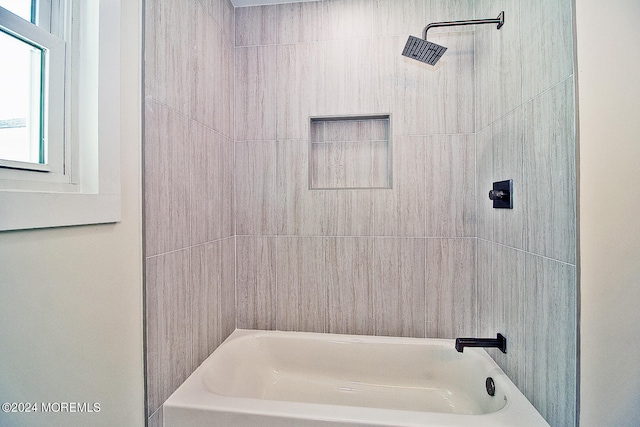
[
  {"xmin": 234, "ymin": 0, "xmax": 480, "ymax": 337},
  {"xmin": 143, "ymin": 0, "xmax": 236, "ymax": 426},
  {"xmin": 143, "ymin": 1, "xmax": 578, "ymax": 427},
  {"xmin": 235, "ymin": 0, "xmax": 577, "ymax": 426},
  {"xmin": 474, "ymin": 0, "xmax": 577, "ymax": 426}
]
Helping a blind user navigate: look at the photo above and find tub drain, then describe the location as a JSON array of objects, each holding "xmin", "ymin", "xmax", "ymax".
[{"xmin": 485, "ymin": 377, "xmax": 496, "ymax": 396}]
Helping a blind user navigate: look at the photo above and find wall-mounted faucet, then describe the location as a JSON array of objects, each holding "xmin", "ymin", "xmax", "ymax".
[{"xmin": 455, "ymin": 333, "xmax": 507, "ymax": 353}]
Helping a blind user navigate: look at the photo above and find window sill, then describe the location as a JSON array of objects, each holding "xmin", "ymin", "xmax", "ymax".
[{"xmin": 0, "ymin": 192, "xmax": 120, "ymax": 230}]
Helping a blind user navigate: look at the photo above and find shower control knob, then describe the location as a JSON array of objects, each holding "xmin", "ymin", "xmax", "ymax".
[
  {"xmin": 488, "ymin": 190, "xmax": 507, "ymax": 200},
  {"xmin": 489, "ymin": 180, "xmax": 513, "ymax": 209}
]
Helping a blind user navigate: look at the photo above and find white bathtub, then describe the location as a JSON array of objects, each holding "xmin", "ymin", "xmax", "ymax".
[{"xmin": 163, "ymin": 329, "xmax": 549, "ymax": 427}]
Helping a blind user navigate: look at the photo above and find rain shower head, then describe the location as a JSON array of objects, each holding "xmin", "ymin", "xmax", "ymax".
[
  {"xmin": 402, "ymin": 36, "xmax": 447, "ymax": 66},
  {"xmin": 403, "ymin": 11, "xmax": 505, "ymax": 66}
]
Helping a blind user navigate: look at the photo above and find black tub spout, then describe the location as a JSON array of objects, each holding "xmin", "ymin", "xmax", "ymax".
[{"xmin": 455, "ymin": 333, "xmax": 507, "ymax": 353}]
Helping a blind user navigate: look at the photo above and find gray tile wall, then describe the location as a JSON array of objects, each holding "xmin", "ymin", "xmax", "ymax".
[
  {"xmin": 234, "ymin": 0, "xmax": 479, "ymax": 341},
  {"xmin": 143, "ymin": 1, "xmax": 577, "ymax": 427},
  {"xmin": 236, "ymin": 236, "xmax": 476, "ymax": 339},
  {"xmin": 143, "ymin": 0, "xmax": 236, "ymax": 424},
  {"xmin": 474, "ymin": 0, "xmax": 577, "ymax": 426}
]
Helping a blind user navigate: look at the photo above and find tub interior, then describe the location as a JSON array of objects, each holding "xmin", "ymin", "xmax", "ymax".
[{"xmin": 201, "ymin": 332, "xmax": 508, "ymax": 415}]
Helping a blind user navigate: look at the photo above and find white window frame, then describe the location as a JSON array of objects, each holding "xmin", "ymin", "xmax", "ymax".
[{"xmin": 0, "ymin": 0, "xmax": 121, "ymax": 231}]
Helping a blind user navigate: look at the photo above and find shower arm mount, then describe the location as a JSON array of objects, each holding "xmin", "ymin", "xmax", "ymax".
[{"xmin": 422, "ymin": 11, "xmax": 504, "ymax": 40}]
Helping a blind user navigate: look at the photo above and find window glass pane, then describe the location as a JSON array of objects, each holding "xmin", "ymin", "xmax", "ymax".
[
  {"xmin": 0, "ymin": 0, "xmax": 33, "ymax": 22},
  {"xmin": 0, "ymin": 29, "xmax": 43, "ymax": 164}
]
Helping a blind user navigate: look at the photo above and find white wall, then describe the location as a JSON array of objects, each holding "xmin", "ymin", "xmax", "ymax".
[
  {"xmin": 0, "ymin": 1, "xmax": 144, "ymax": 426},
  {"xmin": 576, "ymin": 0, "xmax": 640, "ymax": 425}
]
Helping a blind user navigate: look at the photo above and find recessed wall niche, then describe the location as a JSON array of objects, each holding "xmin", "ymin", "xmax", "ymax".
[{"xmin": 309, "ymin": 115, "xmax": 391, "ymax": 190}]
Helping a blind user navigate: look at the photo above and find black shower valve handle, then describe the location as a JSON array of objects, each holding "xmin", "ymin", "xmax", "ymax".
[
  {"xmin": 489, "ymin": 179, "xmax": 513, "ymax": 209},
  {"xmin": 488, "ymin": 189, "xmax": 509, "ymax": 201}
]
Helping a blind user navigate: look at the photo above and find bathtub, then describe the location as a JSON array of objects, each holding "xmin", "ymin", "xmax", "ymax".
[{"xmin": 163, "ymin": 329, "xmax": 549, "ymax": 427}]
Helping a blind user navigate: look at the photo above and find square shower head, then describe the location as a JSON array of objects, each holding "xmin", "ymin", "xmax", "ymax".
[{"xmin": 402, "ymin": 35, "xmax": 447, "ymax": 66}]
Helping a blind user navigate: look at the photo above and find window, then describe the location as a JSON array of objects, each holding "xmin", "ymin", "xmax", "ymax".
[
  {"xmin": 0, "ymin": 30, "xmax": 43, "ymax": 165},
  {"xmin": 0, "ymin": 1, "xmax": 64, "ymax": 175},
  {"xmin": 0, "ymin": 1, "xmax": 31, "ymax": 21},
  {"xmin": 0, "ymin": 0, "xmax": 122, "ymax": 231}
]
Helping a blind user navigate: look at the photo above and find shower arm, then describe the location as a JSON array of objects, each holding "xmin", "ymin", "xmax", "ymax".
[{"xmin": 422, "ymin": 11, "xmax": 504, "ymax": 40}]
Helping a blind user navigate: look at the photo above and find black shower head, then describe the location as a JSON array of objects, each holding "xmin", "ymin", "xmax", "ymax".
[
  {"xmin": 402, "ymin": 11, "xmax": 504, "ymax": 66},
  {"xmin": 402, "ymin": 35, "xmax": 447, "ymax": 66}
]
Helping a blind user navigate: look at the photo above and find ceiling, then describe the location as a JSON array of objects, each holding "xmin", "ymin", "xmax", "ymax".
[{"xmin": 231, "ymin": 0, "xmax": 319, "ymax": 7}]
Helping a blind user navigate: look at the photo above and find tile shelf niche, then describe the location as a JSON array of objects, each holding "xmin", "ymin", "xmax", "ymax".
[{"xmin": 309, "ymin": 115, "xmax": 392, "ymax": 190}]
